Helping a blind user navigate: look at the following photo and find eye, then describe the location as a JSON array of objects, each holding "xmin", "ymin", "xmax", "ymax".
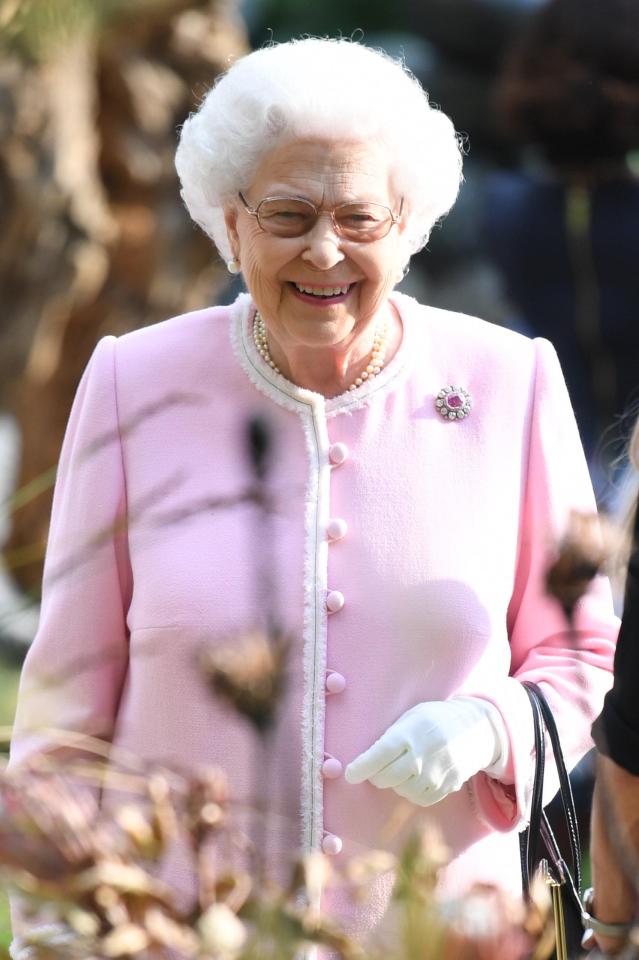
[
  {"xmin": 269, "ymin": 210, "xmax": 308, "ymax": 221},
  {"xmin": 344, "ymin": 213, "xmax": 377, "ymax": 223},
  {"xmin": 337, "ymin": 204, "xmax": 386, "ymax": 228},
  {"xmin": 259, "ymin": 200, "xmax": 315, "ymax": 222}
]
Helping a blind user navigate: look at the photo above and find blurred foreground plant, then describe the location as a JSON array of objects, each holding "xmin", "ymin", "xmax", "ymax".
[
  {"xmin": 0, "ymin": 741, "xmax": 566, "ymax": 960},
  {"xmin": 0, "ymin": 750, "xmax": 366, "ymax": 960},
  {"xmin": 1, "ymin": 506, "xmax": 630, "ymax": 959},
  {"xmin": 546, "ymin": 510, "xmax": 623, "ymax": 623}
]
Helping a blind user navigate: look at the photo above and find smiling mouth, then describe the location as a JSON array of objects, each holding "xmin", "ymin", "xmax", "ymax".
[{"xmin": 290, "ymin": 281, "xmax": 354, "ymax": 299}]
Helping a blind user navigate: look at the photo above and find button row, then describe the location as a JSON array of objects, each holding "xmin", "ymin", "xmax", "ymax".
[{"xmin": 324, "ymin": 441, "xmax": 349, "ymax": 857}]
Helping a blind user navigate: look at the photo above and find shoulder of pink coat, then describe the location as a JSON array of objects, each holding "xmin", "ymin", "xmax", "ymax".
[
  {"xmin": 393, "ymin": 293, "xmax": 548, "ymax": 386},
  {"xmin": 113, "ymin": 301, "xmax": 233, "ymax": 358},
  {"xmin": 97, "ymin": 299, "xmax": 247, "ymax": 405}
]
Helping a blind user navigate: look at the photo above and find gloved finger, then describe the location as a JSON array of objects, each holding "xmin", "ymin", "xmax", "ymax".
[
  {"xmin": 345, "ymin": 738, "xmax": 405, "ymax": 784},
  {"xmin": 368, "ymin": 750, "xmax": 417, "ymax": 789},
  {"xmin": 393, "ymin": 778, "xmax": 450, "ymax": 808}
]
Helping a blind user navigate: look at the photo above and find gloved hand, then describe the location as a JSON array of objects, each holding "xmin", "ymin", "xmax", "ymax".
[{"xmin": 344, "ymin": 697, "xmax": 510, "ymax": 807}]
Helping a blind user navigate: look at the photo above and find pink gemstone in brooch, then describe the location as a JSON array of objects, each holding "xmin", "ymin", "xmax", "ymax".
[{"xmin": 435, "ymin": 385, "xmax": 472, "ymax": 420}]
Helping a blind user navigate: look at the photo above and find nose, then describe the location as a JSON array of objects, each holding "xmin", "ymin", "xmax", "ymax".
[{"xmin": 301, "ymin": 214, "xmax": 345, "ymax": 270}]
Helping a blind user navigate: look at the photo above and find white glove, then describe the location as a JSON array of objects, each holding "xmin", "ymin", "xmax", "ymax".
[{"xmin": 344, "ymin": 697, "xmax": 510, "ymax": 807}]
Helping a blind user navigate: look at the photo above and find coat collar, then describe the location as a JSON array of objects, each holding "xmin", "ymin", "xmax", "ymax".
[{"xmin": 229, "ymin": 291, "xmax": 416, "ymax": 417}]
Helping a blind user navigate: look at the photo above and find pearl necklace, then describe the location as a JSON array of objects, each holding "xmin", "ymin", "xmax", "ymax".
[{"xmin": 252, "ymin": 311, "xmax": 389, "ymax": 392}]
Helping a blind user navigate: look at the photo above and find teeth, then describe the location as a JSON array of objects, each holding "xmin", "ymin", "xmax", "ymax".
[{"xmin": 294, "ymin": 283, "xmax": 351, "ymax": 297}]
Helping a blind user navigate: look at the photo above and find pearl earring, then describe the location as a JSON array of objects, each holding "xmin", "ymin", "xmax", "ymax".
[{"xmin": 227, "ymin": 257, "xmax": 241, "ymax": 275}]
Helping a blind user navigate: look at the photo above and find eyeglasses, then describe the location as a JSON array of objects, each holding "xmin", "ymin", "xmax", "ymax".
[{"xmin": 238, "ymin": 192, "xmax": 403, "ymax": 242}]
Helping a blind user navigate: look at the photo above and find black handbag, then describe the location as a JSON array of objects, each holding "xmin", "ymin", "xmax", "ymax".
[{"xmin": 519, "ymin": 681, "xmax": 586, "ymax": 960}]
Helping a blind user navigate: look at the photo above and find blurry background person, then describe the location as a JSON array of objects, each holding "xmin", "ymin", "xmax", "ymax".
[
  {"xmin": 483, "ymin": 0, "xmax": 639, "ymax": 504},
  {"xmin": 589, "ymin": 417, "xmax": 639, "ymax": 955},
  {"xmin": 8, "ymin": 37, "xmax": 617, "ymax": 955}
]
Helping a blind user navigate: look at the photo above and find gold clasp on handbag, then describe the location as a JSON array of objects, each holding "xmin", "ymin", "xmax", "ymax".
[{"xmin": 540, "ymin": 859, "xmax": 568, "ymax": 960}]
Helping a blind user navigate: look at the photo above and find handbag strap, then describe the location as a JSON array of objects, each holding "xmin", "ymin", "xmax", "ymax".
[
  {"xmin": 519, "ymin": 681, "xmax": 582, "ymax": 900},
  {"xmin": 531, "ymin": 683, "xmax": 582, "ymax": 887},
  {"xmin": 520, "ymin": 684, "xmax": 545, "ymax": 892}
]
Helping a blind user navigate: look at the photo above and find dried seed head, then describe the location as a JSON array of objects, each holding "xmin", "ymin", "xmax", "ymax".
[
  {"xmin": 186, "ymin": 766, "xmax": 229, "ymax": 840},
  {"xmin": 0, "ymin": 772, "xmax": 98, "ymax": 880},
  {"xmin": 523, "ymin": 871, "xmax": 553, "ymax": 938},
  {"xmin": 546, "ymin": 511, "xmax": 619, "ymax": 620},
  {"xmin": 198, "ymin": 902, "xmax": 247, "ymax": 957},
  {"xmin": 66, "ymin": 907, "xmax": 101, "ymax": 938},
  {"xmin": 293, "ymin": 850, "xmax": 333, "ymax": 909},
  {"xmin": 393, "ymin": 826, "xmax": 450, "ymax": 905},
  {"xmin": 200, "ymin": 628, "xmax": 290, "ymax": 733},
  {"xmin": 144, "ymin": 907, "xmax": 200, "ymax": 955},
  {"xmin": 114, "ymin": 805, "xmax": 157, "ymax": 856},
  {"xmin": 77, "ymin": 860, "xmax": 167, "ymax": 899},
  {"xmin": 100, "ymin": 922, "xmax": 150, "ymax": 957},
  {"xmin": 345, "ymin": 849, "xmax": 396, "ymax": 890},
  {"xmin": 214, "ymin": 871, "xmax": 253, "ymax": 913}
]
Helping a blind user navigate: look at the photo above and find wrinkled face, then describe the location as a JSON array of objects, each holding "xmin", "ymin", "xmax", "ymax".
[{"xmin": 223, "ymin": 138, "xmax": 406, "ymax": 350}]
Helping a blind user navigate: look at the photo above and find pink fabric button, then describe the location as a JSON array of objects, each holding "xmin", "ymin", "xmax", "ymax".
[
  {"xmin": 322, "ymin": 833, "xmax": 343, "ymax": 856},
  {"xmin": 326, "ymin": 671, "xmax": 346, "ymax": 694},
  {"xmin": 326, "ymin": 590, "xmax": 345, "ymax": 613},
  {"xmin": 329, "ymin": 442, "xmax": 348, "ymax": 465},
  {"xmin": 327, "ymin": 518, "xmax": 348, "ymax": 541},
  {"xmin": 322, "ymin": 757, "xmax": 343, "ymax": 779}
]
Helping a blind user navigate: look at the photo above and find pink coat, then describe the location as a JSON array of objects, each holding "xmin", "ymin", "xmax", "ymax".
[{"xmin": 10, "ymin": 291, "xmax": 617, "ymax": 939}]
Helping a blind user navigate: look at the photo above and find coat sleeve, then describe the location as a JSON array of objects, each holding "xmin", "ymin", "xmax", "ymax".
[
  {"xmin": 10, "ymin": 335, "xmax": 131, "ymax": 761},
  {"xmin": 7, "ymin": 336, "xmax": 131, "ymax": 955},
  {"xmin": 467, "ymin": 337, "xmax": 618, "ymax": 831}
]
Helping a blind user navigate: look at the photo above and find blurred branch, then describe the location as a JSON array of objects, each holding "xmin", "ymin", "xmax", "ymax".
[{"xmin": 1, "ymin": 0, "xmax": 248, "ymax": 596}]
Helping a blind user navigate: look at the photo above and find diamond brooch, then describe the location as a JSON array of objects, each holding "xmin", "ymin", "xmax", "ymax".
[{"xmin": 435, "ymin": 385, "xmax": 472, "ymax": 420}]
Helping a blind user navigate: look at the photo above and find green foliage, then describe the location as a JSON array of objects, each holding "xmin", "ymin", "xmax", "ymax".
[
  {"xmin": 0, "ymin": 892, "xmax": 10, "ymax": 954},
  {"xmin": 0, "ymin": 0, "xmax": 180, "ymax": 59},
  {"xmin": 0, "ymin": 663, "xmax": 20, "ymax": 731},
  {"xmin": 0, "ymin": 663, "xmax": 25, "ymax": 953}
]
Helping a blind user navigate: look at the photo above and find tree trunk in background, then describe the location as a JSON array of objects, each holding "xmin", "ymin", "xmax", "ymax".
[{"xmin": 0, "ymin": 0, "xmax": 248, "ymax": 594}]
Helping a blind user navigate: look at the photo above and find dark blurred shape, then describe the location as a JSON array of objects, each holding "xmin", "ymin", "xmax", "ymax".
[
  {"xmin": 200, "ymin": 627, "xmax": 289, "ymax": 734},
  {"xmin": 246, "ymin": 416, "xmax": 272, "ymax": 482},
  {"xmin": 408, "ymin": 0, "xmax": 543, "ymax": 157},
  {"xmin": 497, "ymin": 0, "xmax": 639, "ymax": 167},
  {"xmin": 400, "ymin": 1, "xmax": 545, "ymax": 325},
  {"xmin": 1, "ymin": 0, "xmax": 248, "ymax": 593},
  {"xmin": 545, "ymin": 509, "xmax": 617, "ymax": 623},
  {"xmin": 483, "ymin": 0, "xmax": 639, "ymax": 499}
]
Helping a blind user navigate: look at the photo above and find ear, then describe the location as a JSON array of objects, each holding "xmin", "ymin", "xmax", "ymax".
[
  {"xmin": 223, "ymin": 203, "xmax": 240, "ymax": 259},
  {"xmin": 396, "ymin": 199, "xmax": 409, "ymax": 237}
]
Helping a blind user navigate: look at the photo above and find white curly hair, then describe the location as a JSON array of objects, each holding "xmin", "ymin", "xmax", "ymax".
[{"xmin": 175, "ymin": 37, "xmax": 464, "ymax": 267}]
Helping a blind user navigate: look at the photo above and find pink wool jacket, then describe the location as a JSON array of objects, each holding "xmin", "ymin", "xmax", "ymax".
[{"xmin": 10, "ymin": 291, "xmax": 617, "ymax": 939}]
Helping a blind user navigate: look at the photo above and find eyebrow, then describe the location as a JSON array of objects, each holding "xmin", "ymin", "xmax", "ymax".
[{"xmin": 255, "ymin": 190, "xmax": 391, "ymax": 206}]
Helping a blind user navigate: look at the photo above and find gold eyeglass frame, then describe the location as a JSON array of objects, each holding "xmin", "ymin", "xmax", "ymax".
[{"xmin": 238, "ymin": 192, "xmax": 404, "ymax": 241}]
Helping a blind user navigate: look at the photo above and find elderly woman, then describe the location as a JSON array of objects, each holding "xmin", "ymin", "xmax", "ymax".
[{"xmin": 9, "ymin": 38, "xmax": 617, "ymax": 948}]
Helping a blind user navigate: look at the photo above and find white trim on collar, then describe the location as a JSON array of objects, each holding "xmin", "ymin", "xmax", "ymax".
[{"xmin": 229, "ymin": 291, "xmax": 415, "ymax": 415}]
